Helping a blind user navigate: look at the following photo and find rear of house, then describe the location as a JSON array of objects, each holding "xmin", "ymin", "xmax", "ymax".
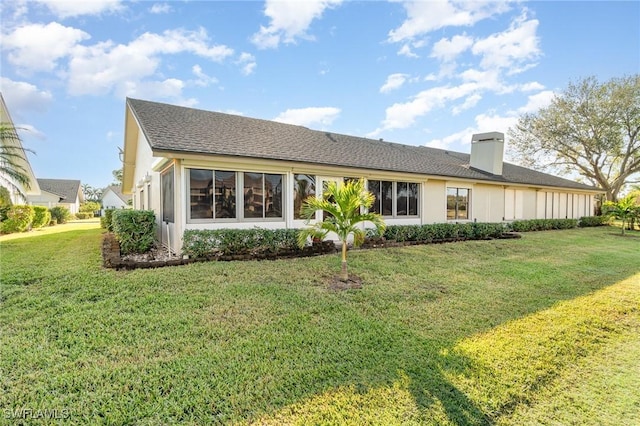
[{"xmin": 122, "ymin": 98, "xmax": 601, "ymax": 254}]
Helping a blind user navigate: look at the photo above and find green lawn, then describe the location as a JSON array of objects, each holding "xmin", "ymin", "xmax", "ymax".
[{"xmin": 1, "ymin": 226, "xmax": 638, "ymax": 425}]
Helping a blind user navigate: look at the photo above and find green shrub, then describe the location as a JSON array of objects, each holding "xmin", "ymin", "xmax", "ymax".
[
  {"xmin": 509, "ymin": 218, "xmax": 578, "ymax": 232},
  {"xmin": 578, "ymin": 215, "xmax": 609, "ymax": 227},
  {"xmin": 0, "ymin": 205, "xmax": 35, "ymax": 233},
  {"xmin": 182, "ymin": 228, "xmax": 301, "ymax": 258},
  {"xmin": 112, "ymin": 210, "xmax": 156, "ymax": 255},
  {"xmin": 31, "ymin": 206, "xmax": 51, "ymax": 229},
  {"xmin": 101, "ymin": 209, "xmax": 115, "ymax": 231},
  {"xmin": 383, "ymin": 222, "xmax": 505, "ymax": 243},
  {"xmin": 75, "ymin": 212, "xmax": 94, "ymax": 219},
  {"xmin": 50, "ymin": 206, "xmax": 71, "ymax": 224},
  {"xmin": 80, "ymin": 201, "xmax": 101, "ymax": 214},
  {"xmin": 49, "ymin": 219, "xmax": 57, "ymax": 226},
  {"xmin": 0, "ymin": 186, "xmax": 12, "ymax": 222}
]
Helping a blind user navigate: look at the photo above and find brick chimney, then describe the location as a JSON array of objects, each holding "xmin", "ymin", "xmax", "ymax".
[{"xmin": 470, "ymin": 131, "xmax": 504, "ymax": 175}]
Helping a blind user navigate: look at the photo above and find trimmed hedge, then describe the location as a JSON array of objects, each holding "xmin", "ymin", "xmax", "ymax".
[
  {"xmin": 508, "ymin": 218, "xmax": 578, "ymax": 232},
  {"xmin": 50, "ymin": 206, "xmax": 71, "ymax": 224},
  {"xmin": 578, "ymin": 215, "xmax": 609, "ymax": 227},
  {"xmin": 1, "ymin": 205, "xmax": 35, "ymax": 233},
  {"xmin": 31, "ymin": 206, "xmax": 51, "ymax": 229},
  {"xmin": 75, "ymin": 212, "xmax": 94, "ymax": 219},
  {"xmin": 183, "ymin": 228, "xmax": 301, "ymax": 258},
  {"xmin": 383, "ymin": 222, "xmax": 506, "ymax": 243},
  {"xmin": 112, "ymin": 210, "xmax": 156, "ymax": 255}
]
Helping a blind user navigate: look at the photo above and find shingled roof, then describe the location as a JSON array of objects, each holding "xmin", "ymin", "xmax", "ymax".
[
  {"xmin": 103, "ymin": 185, "xmax": 132, "ymax": 203},
  {"xmin": 37, "ymin": 179, "xmax": 81, "ymax": 202},
  {"xmin": 127, "ymin": 98, "xmax": 599, "ymax": 192}
]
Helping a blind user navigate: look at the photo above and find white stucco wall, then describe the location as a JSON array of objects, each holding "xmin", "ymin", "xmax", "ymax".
[{"xmin": 102, "ymin": 190, "xmax": 129, "ymax": 210}]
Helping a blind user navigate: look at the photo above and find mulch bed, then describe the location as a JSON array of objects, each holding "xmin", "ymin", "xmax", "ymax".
[
  {"xmin": 102, "ymin": 232, "xmax": 522, "ymax": 271},
  {"xmin": 102, "ymin": 233, "xmax": 337, "ymax": 270}
]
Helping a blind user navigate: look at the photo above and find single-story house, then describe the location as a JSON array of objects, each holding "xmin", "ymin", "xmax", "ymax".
[
  {"xmin": 101, "ymin": 185, "xmax": 132, "ymax": 212},
  {"xmin": 28, "ymin": 178, "xmax": 84, "ymax": 214},
  {"xmin": 122, "ymin": 98, "xmax": 602, "ymax": 254},
  {"xmin": 0, "ymin": 93, "xmax": 41, "ymax": 203}
]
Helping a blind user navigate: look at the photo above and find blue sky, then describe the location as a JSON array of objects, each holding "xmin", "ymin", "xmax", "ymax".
[{"xmin": 1, "ymin": 0, "xmax": 638, "ymax": 189}]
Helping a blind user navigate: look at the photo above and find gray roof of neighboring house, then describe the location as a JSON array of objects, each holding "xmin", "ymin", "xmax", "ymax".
[
  {"xmin": 103, "ymin": 185, "xmax": 132, "ymax": 203},
  {"xmin": 127, "ymin": 98, "xmax": 600, "ymax": 192},
  {"xmin": 37, "ymin": 179, "xmax": 81, "ymax": 202}
]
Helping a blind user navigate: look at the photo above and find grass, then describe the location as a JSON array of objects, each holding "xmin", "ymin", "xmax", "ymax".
[
  {"xmin": 1, "ymin": 226, "xmax": 638, "ymax": 424},
  {"xmin": 0, "ymin": 218, "xmax": 101, "ymax": 242}
]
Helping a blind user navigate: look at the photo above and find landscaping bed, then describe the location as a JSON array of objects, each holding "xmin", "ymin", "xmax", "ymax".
[{"xmin": 102, "ymin": 232, "xmax": 337, "ymax": 270}]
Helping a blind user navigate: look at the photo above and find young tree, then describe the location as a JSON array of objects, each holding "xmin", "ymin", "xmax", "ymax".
[
  {"xmin": 509, "ymin": 75, "xmax": 640, "ymax": 201},
  {"xmin": 297, "ymin": 178, "xmax": 386, "ymax": 282},
  {"xmin": 602, "ymin": 195, "xmax": 639, "ymax": 235},
  {"xmin": 0, "ymin": 124, "xmax": 33, "ymax": 202}
]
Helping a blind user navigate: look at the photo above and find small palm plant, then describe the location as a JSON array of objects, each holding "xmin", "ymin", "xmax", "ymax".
[
  {"xmin": 298, "ymin": 178, "xmax": 386, "ymax": 282},
  {"xmin": 602, "ymin": 195, "xmax": 640, "ymax": 235},
  {"xmin": 0, "ymin": 124, "xmax": 33, "ymax": 202}
]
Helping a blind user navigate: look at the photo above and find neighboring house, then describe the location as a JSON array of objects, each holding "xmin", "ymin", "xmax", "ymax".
[
  {"xmin": 28, "ymin": 179, "xmax": 84, "ymax": 214},
  {"xmin": 101, "ymin": 185, "xmax": 132, "ymax": 211},
  {"xmin": 122, "ymin": 98, "xmax": 602, "ymax": 254},
  {"xmin": 0, "ymin": 93, "xmax": 40, "ymax": 203}
]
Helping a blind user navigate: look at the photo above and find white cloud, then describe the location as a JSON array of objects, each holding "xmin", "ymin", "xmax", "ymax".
[
  {"xmin": 397, "ymin": 44, "xmax": 419, "ymax": 58},
  {"xmin": 471, "ymin": 15, "xmax": 541, "ymax": 73},
  {"xmin": 35, "ymin": 0, "xmax": 124, "ymax": 18},
  {"xmin": 2, "ymin": 22, "xmax": 90, "ymax": 73},
  {"xmin": 0, "ymin": 77, "xmax": 53, "ymax": 114},
  {"xmin": 192, "ymin": 65, "xmax": 218, "ymax": 87},
  {"xmin": 452, "ymin": 93, "xmax": 482, "ymax": 115},
  {"xmin": 17, "ymin": 124, "xmax": 47, "ymax": 140},
  {"xmin": 380, "ymin": 73, "xmax": 409, "ymax": 93},
  {"xmin": 425, "ymin": 90, "xmax": 555, "ymax": 150},
  {"xmin": 251, "ymin": 0, "xmax": 343, "ymax": 49},
  {"xmin": 516, "ymin": 90, "xmax": 554, "ymax": 114},
  {"xmin": 369, "ymin": 83, "xmax": 480, "ymax": 136},
  {"xmin": 236, "ymin": 52, "xmax": 257, "ymax": 76},
  {"xmin": 150, "ymin": 3, "xmax": 172, "ymax": 14},
  {"xmin": 519, "ymin": 81, "xmax": 545, "ymax": 92},
  {"xmin": 430, "ymin": 33, "xmax": 473, "ymax": 62},
  {"xmin": 121, "ymin": 78, "xmax": 198, "ymax": 107},
  {"xmin": 273, "ymin": 107, "xmax": 341, "ymax": 127},
  {"xmin": 66, "ymin": 28, "xmax": 234, "ymax": 96},
  {"xmin": 388, "ymin": 0, "xmax": 512, "ymax": 43}
]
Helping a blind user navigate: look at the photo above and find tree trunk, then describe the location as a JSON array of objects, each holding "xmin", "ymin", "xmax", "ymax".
[{"xmin": 340, "ymin": 241, "xmax": 348, "ymax": 282}]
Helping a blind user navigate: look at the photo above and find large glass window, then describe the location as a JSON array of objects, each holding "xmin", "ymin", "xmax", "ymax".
[
  {"xmin": 215, "ymin": 171, "xmax": 236, "ymax": 219},
  {"xmin": 243, "ymin": 173, "xmax": 283, "ymax": 219},
  {"xmin": 161, "ymin": 167, "xmax": 174, "ymax": 223},
  {"xmin": 188, "ymin": 168, "xmax": 284, "ymax": 221},
  {"xmin": 190, "ymin": 169, "xmax": 213, "ymax": 219},
  {"xmin": 447, "ymin": 187, "xmax": 470, "ymax": 220},
  {"xmin": 368, "ymin": 180, "xmax": 419, "ymax": 217},
  {"xmin": 294, "ymin": 174, "xmax": 315, "ymax": 219},
  {"xmin": 264, "ymin": 174, "xmax": 283, "ymax": 218}
]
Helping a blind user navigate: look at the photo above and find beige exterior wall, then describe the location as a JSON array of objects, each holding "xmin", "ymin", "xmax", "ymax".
[
  {"xmin": 422, "ymin": 180, "xmax": 446, "ymax": 223},
  {"xmin": 129, "ymin": 147, "xmax": 600, "ymax": 253},
  {"xmin": 535, "ymin": 191, "xmax": 595, "ymax": 219},
  {"xmin": 474, "ymin": 184, "xmax": 504, "ymax": 222}
]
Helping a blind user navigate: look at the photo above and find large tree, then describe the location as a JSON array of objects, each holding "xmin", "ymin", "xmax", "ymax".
[
  {"xmin": 509, "ymin": 75, "xmax": 640, "ymax": 201},
  {"xmin": 0, "ymin": 124, "xmax": 33, "ymax": 202}
]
